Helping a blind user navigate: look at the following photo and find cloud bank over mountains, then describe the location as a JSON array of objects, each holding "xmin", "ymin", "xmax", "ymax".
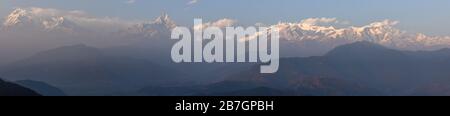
[
  {"xmin": 2, "ymin": 7, "xmax": 450, "ymax": 59},
  {"xmin": 2, "ymin": 7, "xmax": 131, "ymax": 33}
]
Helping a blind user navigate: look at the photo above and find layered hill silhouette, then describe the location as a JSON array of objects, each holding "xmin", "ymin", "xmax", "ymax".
[
  {"xmin": 16, "ymin": 80, "xmax": 66, "ymax": 96},
  {"xmin": 3, "ymin": 41, "xmax": 450, "ymax": 96},
  {"xmin": 139, "ymin": 41, "xmax": 450, "ymax": 96},
  {"xmin": 0, "ymin": 44, "xmax": 189, "ymax": 95},
  {"xmin": 225, "ymin": 41, "xmax": 450, "ymax": 95},
  {"xmin": 0, "ymin": 78, "xmax": 41, "ymax": 96}
]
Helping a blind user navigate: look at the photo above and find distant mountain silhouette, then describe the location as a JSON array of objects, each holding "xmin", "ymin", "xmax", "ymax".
[
  {"xmin": 138, "ymin": 81, "xmax": 289, "ymax": 96},
  {"xmin": 0, "ymin": 44, "xmax": 189, "ymax": 95},
  {"xmin": 410, "ymin": 83, "xmax": 450, "ymax": 96},
  {"xmin": 16, "ymin": 80, "xmax": 66, "ymax": 96},
  {"xmin": 225, "ymin": 41, "xmax": 450, "ymax": 95},
  {"xmin": 0, "ymin": 78, "xmax": 41, "ymax": 96},
  {"xmin": 105, "ymin": 43, "xmax": 256, "ymax": 84},
  {"xmin": 5, "ymin": 41, "xmax": 450, "ymax": 96},
  {"xmin": 139, "ymin": 77, "xmax": 381, "ymax": 96},
  {"xmin": 203, "ymin": 87, "xmax": 292, "ymax": 96},
  {"xmin": 138, "ymin": 41, "xmax": 450, "ymax": 96}
]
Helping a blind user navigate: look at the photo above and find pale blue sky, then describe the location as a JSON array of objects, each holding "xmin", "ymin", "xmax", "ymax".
[{"xmin": 1, "ymin": 0, "xmax": 450, "ymax": 35}]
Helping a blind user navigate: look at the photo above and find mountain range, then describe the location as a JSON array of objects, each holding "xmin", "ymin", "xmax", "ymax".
[
  {"xmin": 224, "ymin": 41, "xmax": 450, "ymax": 95},
  {"xmin": 2, "ymin": 8, "xmax": 450, "ymax": 58},
  {"xmin": 0, "ymin": 44, "xmax": 190, "ymax": 95},
  {"xmin": 3, "ymin": 8, "xmax": 450, "ymax": 96},
  {"xmin": 2, "ymin": 8, "xmax": 82, "ymax": 33},
  {"xmin": 2, "ymin": 41, "xmax": 450, "ymax": 96},
  {"xmin": 138, "ymin": 41, "xmax": 450, "ymax": 96}
]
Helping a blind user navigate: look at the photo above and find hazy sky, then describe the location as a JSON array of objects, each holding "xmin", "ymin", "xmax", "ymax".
[{"xmin": 1, "ymin": 0, "xmax": 450, "ymax": 36}]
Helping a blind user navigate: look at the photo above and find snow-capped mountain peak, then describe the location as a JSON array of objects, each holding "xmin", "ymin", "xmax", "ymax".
[
  {"xmin": 2, "ymin": 8, "xmax": 80, "ymax": 33},
  {"xmin": 153, "ymin": 12, "xmax": 176, "ymax": 29},
  {"xmin": 122, "ymin": 13, "xmax": 177, "ymax": 38},
  {"xmin": 3, "ymin": 8, "xmax": 31, "ymax": 27}
]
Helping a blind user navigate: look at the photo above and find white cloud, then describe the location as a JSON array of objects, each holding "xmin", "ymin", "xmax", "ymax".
[
  {"xmin": 299, "ymin": 18, "xmax": 339, "ymax": 25},
  {"xmin": 2, "ymin": 7, "xmax": 132, "ymax": 32},
  {"xmin": 193, "ymin": 18, "xmax": 237, "ymax": 30},
  {"xmin": 254, "ymin": 22, "xmax": 266, "ymax": 27},
  {"xmin": 209, "ymin": 18, "xmax": 236, "ymax": 27},
  {"xmin": 125, "ymin": 0, "xmax": 136, "ymax": 4},
  {"xmin": 188, "ymin": 0, "xmax": 200, "ymax": 5}
]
